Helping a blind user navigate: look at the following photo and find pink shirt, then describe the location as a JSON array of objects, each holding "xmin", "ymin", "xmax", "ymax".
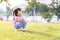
[{"xmin": 14, "ymin": 16, "xmax": 25, "ymax": 24}]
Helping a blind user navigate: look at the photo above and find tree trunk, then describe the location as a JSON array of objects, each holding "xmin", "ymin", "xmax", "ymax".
[
  {"xmin": 33, "ymin": 6, "xmax": 36, "ymax": 22},
  {"xmin": 57, "ymin": 17, "xmax": 59, "ymax": 21},
  {"xmin": 7, "ymin": 15, "xmax": 9, "ymax": 21}
]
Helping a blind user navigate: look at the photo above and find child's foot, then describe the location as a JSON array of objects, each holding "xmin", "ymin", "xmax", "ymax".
[
  {"xmin": 22, "ymin": 29, "xmax": 25, "ymax": 32},
  {"xmin": 15, "ymin": 29, "xmax": 18, "ymax": 31}
]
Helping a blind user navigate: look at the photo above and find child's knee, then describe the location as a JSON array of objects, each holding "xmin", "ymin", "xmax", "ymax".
[
  {"xmin": 15, "ymin": 23, "xmax": 19, "ymax": 26},
  {"xmin": 22, "ymin": 22, "xmax": 26, "ymax": 29},
  {"xmin": 23, "ymin": 21, "xmax": 26, "ymax": 25},
  {"xmin": 15, "ymin": 22, "xmax": 20, "ymax": 29}
]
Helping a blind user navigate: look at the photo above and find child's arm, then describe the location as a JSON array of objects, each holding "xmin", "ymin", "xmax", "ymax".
[
  {"xmin": 17, "ymin": 18, "xmax": 24, "ymax": 22},
  {"xmin": 17, "ymin": 17, "xmax": 24, "ymax": 22}
]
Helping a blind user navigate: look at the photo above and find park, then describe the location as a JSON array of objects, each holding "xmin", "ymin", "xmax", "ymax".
[{"xmin": 0, "ymin": 0, "xmax": 60, "ymax": 40}]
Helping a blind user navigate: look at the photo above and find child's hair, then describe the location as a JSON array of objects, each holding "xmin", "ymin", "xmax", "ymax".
[{"xmin": 13, "ymin": 8, "xmax": 21, "ymax": 16}]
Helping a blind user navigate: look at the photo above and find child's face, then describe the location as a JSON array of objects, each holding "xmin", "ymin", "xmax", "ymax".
[{"xmin": 17, "ymin": 11, "xmax": 22, "ymax": 16}]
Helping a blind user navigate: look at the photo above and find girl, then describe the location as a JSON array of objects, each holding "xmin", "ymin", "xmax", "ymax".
[{"xmin": 13, "ymin": 8, "xmax": 26, "ymax": 31}]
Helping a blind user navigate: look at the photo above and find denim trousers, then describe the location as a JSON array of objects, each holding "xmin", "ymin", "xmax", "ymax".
[{"xmin": 14, "ymin": 21, "xmax": 26, "ymax": 29}]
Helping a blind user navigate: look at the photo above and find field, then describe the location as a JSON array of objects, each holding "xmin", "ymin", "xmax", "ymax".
[{"xmin": 0, "ymin": 21, "xmax": 60, "ymax": 40}]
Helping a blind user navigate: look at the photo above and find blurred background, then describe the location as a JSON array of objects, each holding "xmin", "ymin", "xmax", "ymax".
[{"xmin": 0, "ymin": 0, "xmax": 60, "ymax": 22}]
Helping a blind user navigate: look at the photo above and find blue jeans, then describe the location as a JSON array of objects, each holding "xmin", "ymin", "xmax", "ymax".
[{"xmin": 14, "ymin": 21, "xmax": 26, "ymax": 29}]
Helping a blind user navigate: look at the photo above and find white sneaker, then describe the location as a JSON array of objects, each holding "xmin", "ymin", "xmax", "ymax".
[
  {"xmin": 22, "ymin": 29, "xmax": 25, "ymax": 31},
  {"xmin": 15, "ymin": 29, "xmax": 18, "ymax": 31}
]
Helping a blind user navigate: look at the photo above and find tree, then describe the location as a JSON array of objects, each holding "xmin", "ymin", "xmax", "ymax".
[
  {"xmin": 41, "ymin": 11, "xmax": 54, "ymax": 22},
  {"xmin": 25, "ymin": 0, "xmax": 41, "ymax": 16},
  {"xmin": 25, "ymin": 0, "xmax": 41, "ymax": 21},
  {"xmin": 6, "ymin": 5, "xmax": 12, "ymax": 21},
  {"xmin": 50, "ymin": 0, "xmax": 60, "ymax": 21},
  {"xmin": 40, "ymin": 4, "xmax": 53, "ymax": 22},
  {"xmin": 0, "ymin": 0, "xmax": 12, "ymax": 21},
  {"xmin": 54, "ymin": 0, "xmax": 60, "ymax": 21},
  {"xmin": 25, "ymin": 0, "xmax": 54, "ymax": 22},
  {"xmin": 56, "ymin": 5, "xmax": 60, "ymax": 21}
]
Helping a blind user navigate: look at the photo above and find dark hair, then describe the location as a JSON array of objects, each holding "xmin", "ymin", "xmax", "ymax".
[{"xmin": 13, "ymin": 8, "xmax": 21, "ymax": 16}]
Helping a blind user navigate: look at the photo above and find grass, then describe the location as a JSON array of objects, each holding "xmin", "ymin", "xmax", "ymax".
[{"xmin": 0, "ymin": 21, "xmax": 60, "ymax": 40}]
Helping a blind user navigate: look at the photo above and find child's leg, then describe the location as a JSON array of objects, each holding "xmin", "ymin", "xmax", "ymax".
[
  {"xmin": 21, "ymin": 21, "xmax": 26, "ymax": 30},
  {"xmin": 14, "ymin": 22, "xmax": 21, "ymax": 29}
]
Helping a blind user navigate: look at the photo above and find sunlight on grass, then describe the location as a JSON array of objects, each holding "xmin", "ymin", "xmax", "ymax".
[{"xmin": 0, "ymin": 21, "xmax": 60, "ymax": 40}]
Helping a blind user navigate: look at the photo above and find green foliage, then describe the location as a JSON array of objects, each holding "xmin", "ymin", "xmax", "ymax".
[
  {"xmin": 40, "ymin": 11, "xmax": 54, "ymax": 22},
  {"xmin": 0, "ymin": 0, "xmax": 2, "ymax": 3},
  {"xmin": 50, "ymin": 0, "xmax": 60, "ymax": 21},
  {"xmin": 25, "ymin": 0, "xmax": 53, "ymax": 22},
  {"xmin": 4, "ymin": 0, "xmax": 9, "ymax": 2},
  {"xmin": 0, "ymin": 0, "xmax": 8, "ymax": 3},
  {"xmin": 40, "ymin": 4, "xmax": 49, "ymax": 13},
  {"xmin": 41, "ymin": 12, "xmax": 52, "ymax": 19},
  {"xmin": 0, "ymin": 0, "xmax": 11, "ymax": 21},
  {"xmin": 55, "ymin": 5, "xmax": 60, "ymax": 20},
  {"xmin": 25, "ymin": 0, "xmax": 40, "ymax": 12}
]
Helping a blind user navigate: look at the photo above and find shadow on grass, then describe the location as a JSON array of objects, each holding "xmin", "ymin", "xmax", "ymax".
[
  {"xmin": 20, "ymin": 30, "xmax": 60, "ymax": 40},
  {"xmin": 25, "ymin": 30, "xmax": 54, "ymax": 36}
]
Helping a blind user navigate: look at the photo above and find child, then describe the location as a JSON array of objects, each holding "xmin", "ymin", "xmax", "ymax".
[{"xmin": 13, "ymin": 8, "xmax": 26, "ymax": 31}]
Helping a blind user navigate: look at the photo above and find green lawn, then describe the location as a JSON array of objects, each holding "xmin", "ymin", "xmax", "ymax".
[{"xmin": 0, "ymin": 21, "xmax": 60, "ymax": 40}]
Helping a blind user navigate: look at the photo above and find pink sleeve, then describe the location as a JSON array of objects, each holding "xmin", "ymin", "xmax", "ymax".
[{"xmin": 14, "ymin": 17, "xmax": 18, "ymax": 24}]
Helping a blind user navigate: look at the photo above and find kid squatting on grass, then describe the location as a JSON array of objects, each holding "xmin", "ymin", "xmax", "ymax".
[{"xmin": 13, "ymin": 8, "xmax": 26, "ymax": 31}]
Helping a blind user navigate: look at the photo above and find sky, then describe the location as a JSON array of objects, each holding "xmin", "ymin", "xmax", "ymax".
[
  {"xmin": 0, "ymin": 0, "xmax": 53, "ymax": 11},
  {"xmin": 38, "ymin": 0, "xmax": 52, "ymax": 5},
  {"xmin": 9, "ymin": 0, "xmax": 27, "ymax": 7},
  {"xmin": 9, "ymin": 0, "xmax": 52, "ymax": 7},
  {"xmin": 9, "ymin": 0, "xmax": 53, "ymax": 10}
]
